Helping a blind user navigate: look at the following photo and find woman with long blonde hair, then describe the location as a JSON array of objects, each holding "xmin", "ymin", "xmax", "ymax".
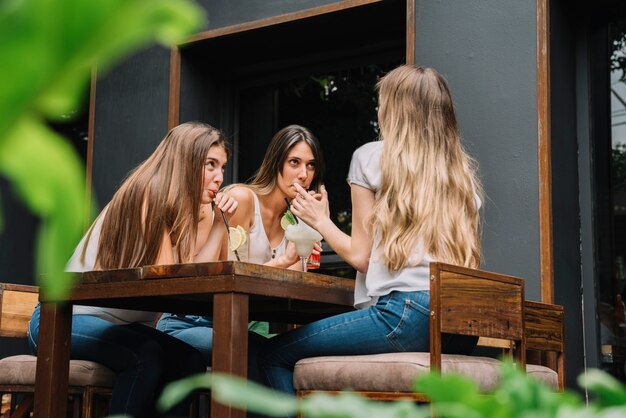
[
  {"xmin": 258, "ymin": 65, "xmax": 483, "ymax": 397},
  {"xmin": 28, "ymin": 122, "xmax": 238, "ymax": 418}
]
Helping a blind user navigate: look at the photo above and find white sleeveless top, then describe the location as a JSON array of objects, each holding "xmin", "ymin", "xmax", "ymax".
[
  {"xmin": 347, "ymin": 141, "xmax": 481, "ymax": 309},
  {"xmin": 248, "ymin": 192, "xmax": 288, "ymax": 263},
  {"xmin": 68, "ymin": 207, "xmax": 160, "ymax": 326}
]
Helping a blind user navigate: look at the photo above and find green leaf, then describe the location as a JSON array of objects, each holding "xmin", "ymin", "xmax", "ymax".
[
  {"xmin": 414, "ymin": 372, "xmax": 480, "ymax": 404},
  {"xmin": 579, "ymin": 369, "xmax": 626, "ymax": 407},
  {"xmin": 158, "ymin": 373, "xmax": 298, "ymax": 416},
  {"xmin": 0, "ymin": 0, "xmax": 205, "ymax": 135},
  {"xmin": 0, "ymin": 115, "xmax": 84, "ymax": 298},
  {"xmin": 0, "ymin": 0, "xmax": 205, "ymax": 299}
]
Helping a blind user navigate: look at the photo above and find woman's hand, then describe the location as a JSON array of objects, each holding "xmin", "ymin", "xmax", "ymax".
[
  {"xmin": 291, "ymin": 183, "xmax": 330, "ymax": 230},
  {"xmin": 276, "ymin": 241, "xmax": 300, "ymax": 268},
  {"xmin": 281, "ymin": 242, "xmax": 323, "ymax": 270},
  {"xmin": 213, "ymin": 191, "xmax": 238, "ymax": 215}
]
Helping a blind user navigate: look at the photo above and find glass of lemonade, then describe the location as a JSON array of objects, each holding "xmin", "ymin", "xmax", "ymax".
[
  {"xmin": 284, "ymin": 222, "xmax": 322, "ymax": 272},
  {"xmin": 227, "ymin": 225, "xmax": 249, "ymax": 262}
]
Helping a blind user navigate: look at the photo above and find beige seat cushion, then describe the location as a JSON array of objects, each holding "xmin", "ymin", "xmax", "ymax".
[
  {"xmin": 294, "ymin": 352, "xmax": 503, "ymax": 393},
  {"xmin": 0, "ymin": 355, "xmax": 115, "ymax": 387},
  {"xmin": 526, "ymin": 363, "xmax": 558, "ymax": 388}
]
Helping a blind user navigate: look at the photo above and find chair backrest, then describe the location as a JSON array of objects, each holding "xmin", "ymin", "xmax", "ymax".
[
  {"xmin": 0, "ymin": 283, "xmax": 39, "ymax": 338},
  {"xmin": 524, "ymin": 300, "xmax": 565, "ymax": 388},
  {"xmin": 430, "ymin": 262, "xmax": 526, "ymax": 370}
]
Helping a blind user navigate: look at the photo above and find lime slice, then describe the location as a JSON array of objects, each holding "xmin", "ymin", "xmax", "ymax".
[
  {"xmin": 228, "ymin": 226, "xmax": 245, "ymax": 251},
  {"xmin": 280, "ymin": 210, "xmax": 297, "ymax": 230}
]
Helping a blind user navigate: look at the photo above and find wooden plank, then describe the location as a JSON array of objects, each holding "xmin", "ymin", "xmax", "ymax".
[
  {"xmin": 537, "ymin": 0, "xmax": 554, "ymax": 303},
  {"xmin": 477, "ymin": 337, "xmax": 514, "ymax": 350},
  {"xmin": 211, "ymin": 293, "xmax": 249, "ymax": 418},
  {"xmin": 525, "ymin": 300, "xmax": 564, "ymax": 352},
  {"xmin": 437, "ymin": 271, "xmax": 524, "ymax": 340},
  {"xmin": 184, "ymin": 0, "xmax": 384, "ymax": 44},
  {"xmin": 298, "ymin": 390, "xmax": 429, "ymax": 402},
  {"xmin": 429, "ymin": 266, "xmax": 442, "ymax": 371},
  {"xmin": 143, "ymin": 261, "xmax": 354, "ymax": 289},
  {"xmin": 405, "ymin": 0, "xmax": 415, "ymax": 64},
  {"xmin": 81, "ymin": 268, "xmax": 142, "ymax": 284},
  {"xmin": 0, "ymin": 289, "xmax": 39, "ymax": 337},
  {"xmin": 0, "ymin": 283, "xmax": 38, "ymax": 293},
  {"xmin": 433, "ymin": 262, "xmax": 525, "ymax": 286},
  {"xmin": 167, "ymin": 46, "xmax": 181, "ymax": 130},
  {"xmin": 69, "ymin": 277, "xmax": 233, "ymax": 302},
  {"xmin": 33, "ymin": 302, "xmax": 72, "ymax": 418},
  {"xmin": 142, "ymin": 262, "xmax": 235, "ymax": 278}
]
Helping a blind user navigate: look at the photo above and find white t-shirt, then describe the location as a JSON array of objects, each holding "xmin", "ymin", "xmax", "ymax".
[
  {"xmin": 68, "ymin": 207, "xmax": 160, "ymax": 326},
  {"xmin": 347, "ymin": 141, "xmax": 480, "ymax": 309}
]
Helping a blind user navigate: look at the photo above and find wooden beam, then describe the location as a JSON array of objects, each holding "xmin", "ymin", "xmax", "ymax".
[
  {"xmin": 537, "ymin": 0, "xmax": 553, "ymax": 303},
  {"xmin": 184, "ymin": 0, "xmax": 384, "ymax": 44},
  {"xmin": 168, "ymin": 47, "xmax": 181, "ymax": 130},
  {"xmin": 406, "ymin": 0, "xmax": 415, "ymax": 64}
]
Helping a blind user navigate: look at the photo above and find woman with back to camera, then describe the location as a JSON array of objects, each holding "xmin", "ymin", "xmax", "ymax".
[
  {"xmin": 28, "ymin": 122, "xmax": 237, "ymax": 418},
  {"xmin": 157, "ymin": 124, "xmax": 325, "ymax": 378},
  {"xmin": 258, "ymin": 65, "xmax": 484, "ymax": 399}
]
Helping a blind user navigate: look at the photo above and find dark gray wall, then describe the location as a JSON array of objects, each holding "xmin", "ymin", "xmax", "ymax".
[
  {"xmin": 413, "ymin": 0, "xmax": 541, "ymax": 299},
  {"xmin": 550, "ymin": 0, "xmax": 586, "ymax": 388},
  {"xmin": 92, "ymin": 46, "xmax": 171, "ymax": 205}
]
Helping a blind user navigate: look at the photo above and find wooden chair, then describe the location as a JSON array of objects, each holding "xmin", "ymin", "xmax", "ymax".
[
  {"xmin": 524, "ymin": 300, "xmax": 565, "ymax": 389},
  {"xmin": 0, "ymin": 283, "xmax": 113, "ymax": 418},
  {"xmin": 294, "ymin": 262, "xmax": 526, "ymax": 402}
]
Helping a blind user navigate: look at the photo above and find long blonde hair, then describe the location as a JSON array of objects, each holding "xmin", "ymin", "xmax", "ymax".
[
  {"xmin": 94, "ymin": 122, "xmax": 229, "ymax": 269},
  {"xmin": 371, "ymin": 65, "xmax": 483, "ymax": 271}
]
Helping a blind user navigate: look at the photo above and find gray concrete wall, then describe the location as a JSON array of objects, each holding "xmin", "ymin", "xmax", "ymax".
[{"xmin": 413, "ymin": 0, "xmax": 541, "ymax": 299}]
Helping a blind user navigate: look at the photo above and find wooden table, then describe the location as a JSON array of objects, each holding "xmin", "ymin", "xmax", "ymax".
[{"xmin": 33, "ymin": 261, "xmax": 355, "ymax": 418}]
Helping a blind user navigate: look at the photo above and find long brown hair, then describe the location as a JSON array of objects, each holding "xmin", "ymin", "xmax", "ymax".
[
  {"xmin": 244, "ymin": 124, "xmax": 325, "ymax": 195},
  {"xmin": 372, "ymin": 65, "xmax": 483, "ymax": 271},
  {"xmin": 94, "ymin": 122, "xmax": 229, "ymax": 269}
]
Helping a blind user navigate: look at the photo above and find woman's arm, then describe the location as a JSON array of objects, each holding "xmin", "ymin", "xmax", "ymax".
[
  {"xmin": 291, "ymin": 183, "xmax": 374, "ymax": 273},
  {"xmin": 155, "ymin": 229, "xmax": 176, "ymax": 265}
]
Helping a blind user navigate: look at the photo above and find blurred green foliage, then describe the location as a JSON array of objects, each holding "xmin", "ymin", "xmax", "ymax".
[
  {"xmin": 0, "ymin": 0, "xmax": 205, "ymax": 298},
  {"xmin": 159, "ymin": 362, "xmax": 626, "ymax": 418}
]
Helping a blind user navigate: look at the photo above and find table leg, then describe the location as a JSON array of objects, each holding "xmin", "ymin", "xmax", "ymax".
[
  {"xmin": 34, "ymin": 301, "xmax": 72, "ymax": 418},
  {"xmin": 211, "ymin": 293, "xmax": 249, "ymax": 418}
]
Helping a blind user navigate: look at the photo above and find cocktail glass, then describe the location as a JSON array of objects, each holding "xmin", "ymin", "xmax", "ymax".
[{"xmin": 284, "ymin": 221, "xmax": 323, "ymax": 272}]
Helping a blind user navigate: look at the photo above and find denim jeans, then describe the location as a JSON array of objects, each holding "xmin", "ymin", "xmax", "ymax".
[
  {"xmin": 157, "ymin": 314, "xmax": 271, "ymax": 418},
  {"xmin": 156, "ymin": 313, "xmax": 268, "ymax": 383},
  {"xmin": 258, "ymin": 290, "xmax": 477, "ymax": 398},
  {"xmin": 28, "ymin": 305, "xmax": 206, "ymax": 418}
]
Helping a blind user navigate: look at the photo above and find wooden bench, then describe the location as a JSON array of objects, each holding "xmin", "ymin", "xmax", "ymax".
[
  {"xmin": 524, "ymin": 300, "xmax": 565, "ymax": 389},
  {"xmin": 294, "ymin": 262, "xmax": 527, "ymax": 401},
  {"xmin": 0, "ymin": 283, "xmax": 113, "ymax": 418}
]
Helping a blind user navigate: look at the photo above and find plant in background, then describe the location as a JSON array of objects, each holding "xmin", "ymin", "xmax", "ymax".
[
  {"xmin": 336, "ymin": 210, "xmax": 352, "ymax": 235},
  {"xmin": 158, "ymin": 362, "xmax": 626, "ymax": 418},
  {"xmin": 0, "ymin": 0, "xmax": 205, "ymax": 298}
]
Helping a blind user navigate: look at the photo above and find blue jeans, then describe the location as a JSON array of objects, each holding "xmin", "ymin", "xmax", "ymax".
[
  {"xmin": 258, "ymin": 290, "xmax": 476, "ymax": 396},
  {"xmin": 28, "ymin": 305, "xmax": 205, "ymax": 418},
  {"xmin": 157, "ymin": 314, "xmax": 268, "ymax": 383}
]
